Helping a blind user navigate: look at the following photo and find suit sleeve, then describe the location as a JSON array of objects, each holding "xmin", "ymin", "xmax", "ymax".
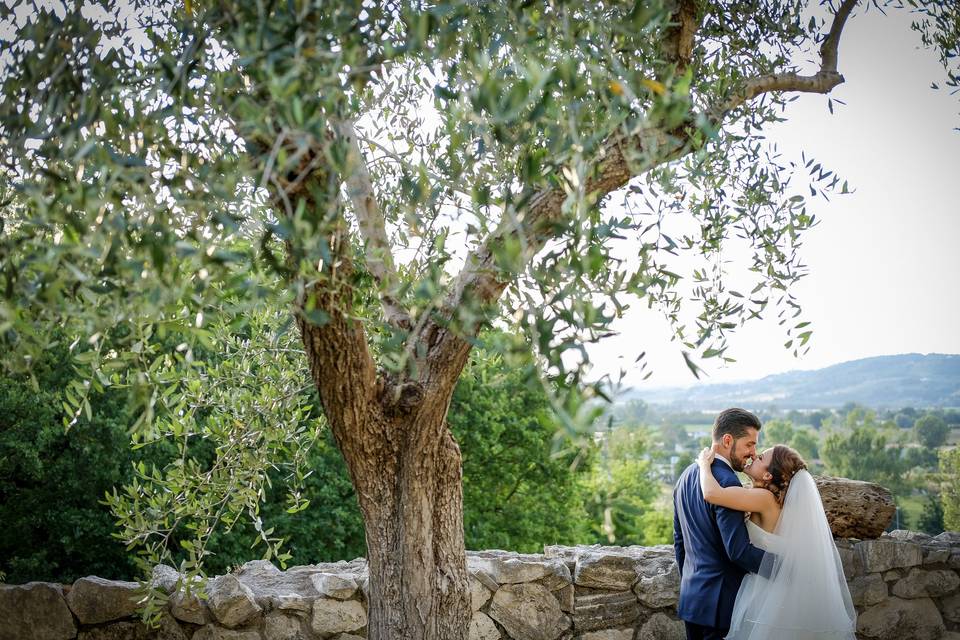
[
  {"xmin": 714, "ymin": 471, "xmax": 766, "ymax": 574},
  {"xmin": 673, "ymin": 483, "xmax": 685, "ymax": 578}
]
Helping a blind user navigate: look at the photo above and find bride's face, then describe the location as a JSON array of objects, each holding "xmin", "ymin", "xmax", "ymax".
[{"xmin": 744, "ymin": 447, "xmax": 774, "ymax": 484}]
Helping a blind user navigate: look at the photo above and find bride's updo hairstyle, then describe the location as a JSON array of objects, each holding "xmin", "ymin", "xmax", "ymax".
[{"xmin": 767, "ymin": 445, "xmax": 808, "ymax": 506}]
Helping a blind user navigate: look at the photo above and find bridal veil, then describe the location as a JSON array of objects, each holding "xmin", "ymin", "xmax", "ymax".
[{"xmin": 726, "ymin": 470, "xmax": 857, "ymax": 640}]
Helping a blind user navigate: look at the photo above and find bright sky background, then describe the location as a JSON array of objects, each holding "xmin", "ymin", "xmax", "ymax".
[{"xmin": 591, "ymin": 6, "xmax": 960, "ymax": 391}]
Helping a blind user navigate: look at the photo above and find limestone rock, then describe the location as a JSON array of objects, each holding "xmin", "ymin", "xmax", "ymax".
[
  {"xmin": 633, "ymin": 548, "xmax": 679, "ymax": 609},
  {"xmin": 469, "ymin": 552, "xmax": 570, "ymax": 591},
  {"xmin": 857, "ymin": 539, "xmax": 923, "ymax": 573},
  {"xmin": 169, "ymin": 586, "xmax": 213, "ymax": 625},
  {"xmin": 310, "ymin": 598, "xmax": 367, "ymax": 635},
  {"xmin": 636, "ymin": 612, "xmax": 686, "ymax": 640},
  {"xmin": 77, "ymin": 622, "xmax": 151, "ymax": 640},
  {"xmin": 469, "ymin": 612, "xmax": 502, "ymax": 640},
  {"xmin": 311, "ymin": 573, "xmax": 358, "ymax": 600},
  {"xmin": 573, "ymin": 551, "xmax": 636, "ymax": 591},
  {"xmin": 577, "ymin": 629, "xmax": 633, "ymax": 640},
  {"xmin": 891, "ymin": 568, "xmax": 960, "ymax": 598},
  {"xmin": 150, "ymin": 565, "xmax": 180, "ymax": 594},
  {"xmin": 570, "ymin": 588, "xmax": 640, "ymax": 632},
  {"xmin": 922, "ymin": 544, "xmax": 951, "ymax": 565},
  {"xmin": 814, "ymin": 476, "xmax": 895, "ymax": 539},
  {"xmin": 488, "ymin": 583, "xmax": 571, "ymax": 640},
  {"xmin": 887, "ymin": 530, "xmax": 932, "ymax": 544},
  {"xmin": 192, "ymin": 625, "xmax": 263, "ymax": 640},
  {"xmin": 77, "ymin": 618, "xmax": 187, "ymax": 640},
  {"xmin": 555, "ymin": 584, "xmax": 574, "ymax": 613},
  {"xmin": 264, "ymin": 611, "xmax": 307, "ymax": 640},
  {"xmin": 0, "ymin": 582, "xmax": 77, "ymax": 640},
  {"xmin": 66, "ymin": 576, "xmax": 141, "ymax": 624},
  {"xmin": 934, "ymin": 532, "xmax": 960, "ymax": 546},
  {"xmin": 941, "ymin": 591, "xmax": 960, "ymax": 624},
  {"xmin": 857, "ymin": 596, "xmax": 944, "ymax": 640},
  {"xmin": 848, "ymin": 574, "xmax": 887, "ymax": 607},
  {"xmin": 470, "ymin": 576, "xmax": 492, "ymax": 612},
  {"xmin": 207, "ymin": 574, "xmax": 262, "ymax": 628},
  {"xmin": 236, "ymin": 561, "xmax": 317, "ymax": 611},
  {"xmin": 835, "ymin": 540, "xmax": 864, "ymax": 579}
]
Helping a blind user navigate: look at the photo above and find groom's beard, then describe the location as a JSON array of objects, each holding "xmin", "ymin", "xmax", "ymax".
[{"xmin": 729, "ymin": 443, "xmax": 748, "ymax": 472}]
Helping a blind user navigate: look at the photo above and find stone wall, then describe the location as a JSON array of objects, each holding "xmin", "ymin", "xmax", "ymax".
[{"xmin": 2, "ymin": 531, "xmax": 959, "ymax": 640}]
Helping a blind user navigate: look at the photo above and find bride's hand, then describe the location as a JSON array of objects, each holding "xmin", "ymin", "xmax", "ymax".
[{"xmin": 697, "ymin": 446, "xmax": 715, "ymax": 467}]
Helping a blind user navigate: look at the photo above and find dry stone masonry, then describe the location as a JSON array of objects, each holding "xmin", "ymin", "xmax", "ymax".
[{"xmin": 2, "ymin": 530, "xmax": 960, "ymax": 640}]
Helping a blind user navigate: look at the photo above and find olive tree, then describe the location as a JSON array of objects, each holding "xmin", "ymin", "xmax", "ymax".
[{"xmin": 1, "ymin": 0, "xmax": 956, "ymax": 637}]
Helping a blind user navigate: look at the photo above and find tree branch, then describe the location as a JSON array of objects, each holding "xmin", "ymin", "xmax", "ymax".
[
  {"xmin": 414, "ymin": 0, "xmax": 859, "ymax": 396},
  {"xmin": 662, "ymin": 0, "xmax": 699, "ymax": 73},
  {"xmin": 717, "ymin": 0, "xmax": 858, "ymax": 115},
  {"xmin": 334, "ymin": 120, "xmax": 412, "ymax": 331}
]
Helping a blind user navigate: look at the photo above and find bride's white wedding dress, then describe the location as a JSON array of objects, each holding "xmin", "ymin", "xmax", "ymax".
[{"xmin": 726, "ymin": 470, "xmax": 857, "ymax": 640}]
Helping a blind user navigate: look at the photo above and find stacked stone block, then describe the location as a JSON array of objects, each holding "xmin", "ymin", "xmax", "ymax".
[{"xmin": 2, "ymin": 531, "xmax": 959, "ymax": 640}]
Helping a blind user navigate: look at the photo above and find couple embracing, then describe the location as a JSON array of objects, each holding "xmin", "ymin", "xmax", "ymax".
[{"xmin": 673, "ymin": 408, "xmax": 857, "ymax": 640}]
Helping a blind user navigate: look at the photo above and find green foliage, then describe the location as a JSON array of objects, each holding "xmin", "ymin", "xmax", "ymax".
[
  {"xmin": 0, "ymin": 341, "xmax": 176, "ymax": 583},
  {"xmin": 453, "ymin": 345, "xmax": 594, "ymax": 551},
  {"xmin": 759, "ymin": 419, "xmax": 818, "ymax": 463},
  {"xmin": 917, "ymin": 493, "xmax": 945, "ymax": 536},
  {"xmin": 940, "ymin": 448, "xmax": 960, "ymax": 531},
  {"xmin": 915, "ymin": 414, "xmax": 950, "ymax": 449},
  {"xmin": 582, "ymin": 427, "xmax": 661, "ymax": 546},
  {"xmin": 821, "ymin": 410, "xmax": 908, "ymax": 495}
]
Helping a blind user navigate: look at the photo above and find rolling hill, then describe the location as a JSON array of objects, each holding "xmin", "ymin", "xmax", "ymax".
[{"xmin": 625, "ymin": 353, "xmax": 960, "ymax": 409}]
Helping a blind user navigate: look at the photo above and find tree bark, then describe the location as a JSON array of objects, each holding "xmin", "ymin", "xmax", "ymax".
[
  {"xmin": 297, "ymin": 301, "xmax": 470, "ymax": 639},
  {"xmin": 361, "ymin": 420, "xmax": 470, "ymax": 640}
]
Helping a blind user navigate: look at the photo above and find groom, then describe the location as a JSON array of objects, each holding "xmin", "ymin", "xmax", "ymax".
[{"xmin": 673, "ymin": 408, "xmax": 767, "ymax": 640}]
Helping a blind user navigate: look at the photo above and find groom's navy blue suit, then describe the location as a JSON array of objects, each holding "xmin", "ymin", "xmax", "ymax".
[{"xmin": 673, "ymin": 458, "xmax": 766, "ymax": 639}]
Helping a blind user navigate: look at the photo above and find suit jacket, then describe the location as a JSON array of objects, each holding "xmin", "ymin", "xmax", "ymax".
[{"xmin": 673, "ymin": 459, "xmax": 766, "ymax": 629}]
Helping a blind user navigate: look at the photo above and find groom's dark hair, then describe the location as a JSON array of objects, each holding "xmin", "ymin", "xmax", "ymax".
[{"xmin": 713, "ymin": 407, "xmax": 762, "ymax": 442}]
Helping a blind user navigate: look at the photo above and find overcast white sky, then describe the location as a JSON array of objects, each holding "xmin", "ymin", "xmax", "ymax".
[{"xmin": 590, "ymin": 6, "xmax": 960, "ymax": 391}]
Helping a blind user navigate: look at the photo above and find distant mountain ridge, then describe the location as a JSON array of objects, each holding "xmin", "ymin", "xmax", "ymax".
[{"xmin": 625, "ymin": 353, "xmax": 960, "ymax": 409}]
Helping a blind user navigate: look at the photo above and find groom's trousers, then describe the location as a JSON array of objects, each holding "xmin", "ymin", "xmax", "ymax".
[{"xmin": 684, "ymin": 621, "xmax": 729, "ymax": 640}]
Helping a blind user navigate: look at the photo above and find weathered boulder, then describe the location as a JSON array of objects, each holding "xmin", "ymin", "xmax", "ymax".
[
  {"xmin": 192, "ymin": 625, "xmax": 263, "ymax": 640},
  {"xmin": 577, "ymin": 629, "xmax": 633, "ymax": 640},
  {"xmin": 0, "ymin": 582, "xmax": 77, "ymax": 640},
  {"xmin": 264, "ymin": 611, "xmax": 307, "ymax": 640},
  {"xmin": 310, "ymin": 598, "xmax": 367, "ymax": 635},
  {"xmin": 847, "ymin": 574, "xmax": 887, "ymax": 607},
  {"xmin": 76, "ymin": 613, "xmax": 188, "ymax": 640},
  {"xmin": 469, "ymin": 552, "xmax": 570, "ymax": 591},
  {"xmin": 570, "ymin": 588, "xmax": 640, "ymax": 632},
  {"xmin": 636, "ymin": 612, "xmax": 685, "ymax": 640},
  {"xmin": 469, "ymin": 611, "xmax": 502, "ymax": 640},
  {"xmin": 814, "ymin": 476, "xmax": 895, "ymax": 539},
  {"xmin": 633, "ymin": 547, "xmax": 679, "ymax": 609},
  {"xmin": 310, "ymin": 573, "xmax": 358, "ymax": 600},
  {"xmin": 941, "ymin": 591, "xmax": 960, "ymax": 623},
  {"xmin": 573, "ymin": 551, "xmax": 637, "ymax": 591},
  {"xmin": 857, "ymin": 596, "xmax": 944, "ymax": 640},
  {"xmin": 488, "ymin": 583, "xmax": 571, "ymax": 640},
  {"xmin": 891, "ymin": 567, "xmax": 960, "ymax": 598},
  {"xmin": 169, "ymin": 586, "xmax": 213, "ymax": 625},
  {"xmin": 66, "ymin": 576, "xmax": 140, "ymax": 625},
  {"xmin": 150, "ymin": 565, "xmax": 181, "ymax": 594},
  {"xmin": 835, "ymin": 540, "xmax": 864, "ymax": 579},
  {"xmin": 857, "ymin": 539, "xmax": 923, "ymax": 574},
  {"xmin": 470, "ymin": 576, "xmax": 493, "ymax": 612},
  {"xmin": 206, "ymin": 574, "xmax": 262, "ymax": 628}
]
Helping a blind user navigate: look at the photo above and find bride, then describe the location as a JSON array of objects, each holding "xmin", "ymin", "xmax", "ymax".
[{"xmin": 696, "ymin": 444, "xmax": 857, "ymax": 640}]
